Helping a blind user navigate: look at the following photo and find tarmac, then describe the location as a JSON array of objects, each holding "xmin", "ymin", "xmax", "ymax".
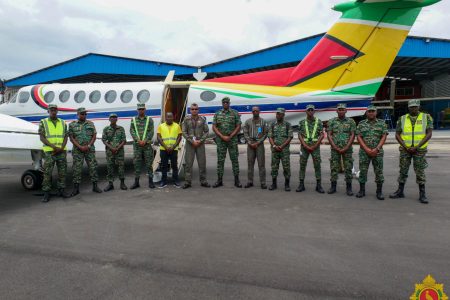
[{"xmin": 0, "ymin": 135, "xmax": 449, "ymax": 299}]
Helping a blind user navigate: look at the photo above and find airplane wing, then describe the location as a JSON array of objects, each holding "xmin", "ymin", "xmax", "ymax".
[{"xmin": 0, "ymin": 113, "xmax": 41, "ymax": 150}]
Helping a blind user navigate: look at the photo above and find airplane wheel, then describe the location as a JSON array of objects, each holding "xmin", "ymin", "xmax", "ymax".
[{"xmin": 21, "ymin": 170, "xmax": 43, "ymax": 191}]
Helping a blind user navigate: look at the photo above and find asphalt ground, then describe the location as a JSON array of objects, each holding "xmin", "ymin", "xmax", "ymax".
[{"xmin": 0, "ymin": 138, "xmax": 449, "ymax": 299}]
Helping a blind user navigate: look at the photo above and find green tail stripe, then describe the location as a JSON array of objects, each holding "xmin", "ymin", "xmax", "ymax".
[
  {"xmin": 315, "ymin": 82, "xmax": 383, "ymax": 96},
  {"xmin": 191, "ymin": 87, "xmax": 266, "ymax": 99}
]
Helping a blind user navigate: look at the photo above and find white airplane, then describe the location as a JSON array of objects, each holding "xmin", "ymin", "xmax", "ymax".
[{"xmin": 0, "ymin": 0, "xmax": 440, "ymax": 190}]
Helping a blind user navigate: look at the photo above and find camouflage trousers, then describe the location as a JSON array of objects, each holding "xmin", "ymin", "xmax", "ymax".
[
  {"xmin": 106, "ymin": 149, "xmax": 125, "ymax": 182},
  {"xmin": 330, "ymin": 148, "xmax": 353, "ymax": 183},
  {"xmin": 397, "ymin": 148, "xmax": 428, "ymax": 185},
  {"xmin": 216, "ymin": 138, "xmax": 239, "ymax": 178},
  {"xmin": 42, "ymin": 151, "xmax": 67, "ymax": 192},
  {"xmin": 184, "ymin": 143, "xmax": 207, "ymax": 184},
  {"xmin": 358, "ymin": 150, "xmax": 384, "ymax": 184},
  {"xmin": 299, "ymin": 145, "xmax": 321, "ymax": 181},
  {"xmin": 247, "ymin": 143, "xmax": 266, "ymax": 184},
  {"xmin": 133, "ymin": 143, "xmax": 154, "ymax": 178},
  {"xmin": 271, "ymin": 147, "xmax": 290, "ymax": 179},
  {"xmin": 72, "ymin": 148, "xmax": 99, "ymax": 184}
]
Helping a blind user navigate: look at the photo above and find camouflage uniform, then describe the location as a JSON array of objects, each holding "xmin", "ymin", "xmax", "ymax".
[
  {"xmin": 102, "ymin": 125, "xmax": 126, "ymax": 181},
  {"xmin": 69, "ymin": 120, "xmax": 99, "ymax": 184},
  {"xmin": 182, "ymin": 115, "xmax": 209, "ymax": 184},
  {"xmin": 356, "ymin": 118, "xmax": 388, "ymax": 184},
  {"xmin": 327, "ymin": 117, "xmax": 356, "ymax": 183},
  {"xmin": 395, "ymin": 114, "xmax": 433, "ymax": 185},
  {"xmin": 213, "ymin": 108, "xmax": 241, "ymax": 177},
  {"xmin": 298, "ymin": 117, "xmax": 323, "ymax": 181},
  {"xmin": 39, "ymin": 118, "xmax": 68, "ymax": 192},
  {"xmin": 130, "ymin": 116, "xmax": 155, "ymax": 178},
  {"xmin": 268, "ymin": 121, "xmax": 293, "ymax": 179},
  {"xmin": 243, "ymin": 117, "xmax": 268, "ymax": 184}
]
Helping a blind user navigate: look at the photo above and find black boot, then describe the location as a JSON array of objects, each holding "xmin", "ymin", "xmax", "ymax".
[
  {"xmin": 244, "ymin": 182, "xmax": 253, "ymax": 188},
  {"xmin": 234, "ymin": 176, "xmax": 242, "ymax": 188},
  {"xmin": 92, "ymin": 182, "xmax": 102, "ymax": 193},
  {"xmin": 261, "ymin": 183, "xmax": 267, "ymax": 189},
  {"xmin": 419, "ymin": 184, "xmax": 428, "ymax": 204},
  {"xmin": 42, "ymin": 192, "xmax": 50, "ymax": 203},
  {"xmin": 316, "ymin": 181, "xmax": 324, "ymax": 194},
  {"xmin": 346, "ymin": 182, "xmax": 353, "ymax": 196},
  {"xmin": 213, "ymin": 177, "xmax": 223, "ymax": 188},
  {"xmin": 269, "ymin": 177, "xmax": 277, "ymax": 190},
  {"xmin": 296, "ymin": 180, "xmax": 305, "ymax": 192},
  {"xmin": 327, "ymin": 182, "xmax": 337, "ymax": 194},
  {"xmin": 120, "ymin": 179, "xmax": 128, "ymax": 190},
  {"xmin": 389, "ymin": 182, "xmax": 405, "ymax": 199},
  {"xmin": 149, "ymin": 177, "xmax": 155, "ymax": 189},
  {"xmin": 376, "ymin": 183, "xmax": 384, "ymax": 200},
  {"xmin": 285, "ymin": 178, "xmax": 290, "ymax": 192},
  {"xmin": 104, "ymin": 181, "xmax": 114, "ymax": 192},
  {"xmin": 182, "ymin": 182, "xmax": 192, "ymax": 189},
  {"xmin": 57, "ymin": 188, "xmax": 70, "ymax": 198},
  {"xmin": 130, "ymin": 178, "xmax": 140, "ymax": 190},
  {"xmin": 356, "ymin": 183, "xmax": 365, "ymax": 198},
  {"xmin": 71, "ymin": 184, "xmax": 80, "ymax": 197}
]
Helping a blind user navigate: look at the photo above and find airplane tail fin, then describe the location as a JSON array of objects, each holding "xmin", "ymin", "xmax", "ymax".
[{"xmin": 286, "ymin": 0, "xmax": 441, "ymax": 96}]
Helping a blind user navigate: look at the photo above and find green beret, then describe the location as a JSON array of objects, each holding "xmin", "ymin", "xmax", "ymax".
[
  {"xmin": 77, "ymin": 107, "xmax": 87, "ymax": 113},
  {"xmin": 408, "ymin": 99, "xmax": 420, "ymax": 107},
  {"xmin": 109, "ymin": 113, "xmax": 118, "ymax": 118},
  {"xmin": 276, "ymin": 107, "xmax": 285, "ymax": 114},
  {"xmin": 367, "ymin": 105, "xmax": 377, "ymax": 111},
  {"xmin": 306, "ymin": 104, "xmax": 315, "ymax": 110},
  {"xmin": 337, "ymin": 103, "xmax": 347, "ymax": 109},
  {"xmin": 137, "ymin": 103, "xmax": 146, "ymax": 109},
  {"xmin": 222, "ymin": 97, "xmax": 230, "ymax": 103},
  {"xmin": 47, "ymin": 104, "xmax": 58, "ymax": 110}
]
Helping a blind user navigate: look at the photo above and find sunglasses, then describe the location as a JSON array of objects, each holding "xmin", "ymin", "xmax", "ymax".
[
  {"xmin": 79, "ymin": 112, "xmax": 87, "ymax": 115},
  {"xmin": 191, "ymin": 108, "xmax": 199, "ymax": 111}
]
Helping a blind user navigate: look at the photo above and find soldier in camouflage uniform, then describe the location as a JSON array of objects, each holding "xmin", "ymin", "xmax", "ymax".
[
  {"xmin": 355, "ymin": 105, "xmax": 388, "ymax": 200},
  {"xmin": 39, "ymin": 104, "xmax": 69, "ymax": 202},
  {"xmin": 130, "ymin": 103, "xmax": 155, "ymax": 189},
  {"xmin": 212, "ymin": 97, "xmax": 242, "ymax": 188},
  {"xmin": 390, "ymin": 99, "xmax": 433, "ymax": 204},
  {"xmin": 296, "ymin": 104, "xmax": 324, "ymax": 193},
  {"xmin": 182, "ymin": 103, "xmax": 210, "ymax": 189},
  {"xmin": 102, "ymin": 113, "xmax": 127, "ymax": 192},
  {"xmin": 327, "ymin": 103, "xmax": 356, "ymax": 196},
  {"xmin": 268, "ymin": 108, "xmax": 293, "ymax": 191},
  {"xmin": 69, "ymin": 107, "xmax": 102, "ymax": 196}
]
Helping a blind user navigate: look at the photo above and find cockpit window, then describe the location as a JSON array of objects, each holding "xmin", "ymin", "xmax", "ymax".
[
  {"xmin": 9, "ymin": 94, "xmax": 17, "ymax": 103},
  {"xmin": 44, "ymin": 91, "xmax": 55, "ymax": 103},
  {"xmin": 59, "ymin": 90, "xmax": 70, "ymax": 103},
  {"xmin": 18, "ymin": 91, "xmax": 30, "ymax": 103}
]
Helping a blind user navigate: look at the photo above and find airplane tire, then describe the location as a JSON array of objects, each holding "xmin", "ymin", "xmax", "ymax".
[{"xmin": 21, "ymin": 170, "xmax": 43, "ymax": 191}]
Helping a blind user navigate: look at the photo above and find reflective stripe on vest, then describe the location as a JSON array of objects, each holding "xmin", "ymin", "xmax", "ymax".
[
  {"xmin": 401, "ymin": 113, "xmax": 428, "ymax": 149},
  {"xmin": 132, "ymin": 117, "xmax": 150, "ymax": 141},
  {"xmin": 304, "ymin": 117, "xmax": 319, "ymax": 142},
  {"xmin": 42, "ymin": 118, "xmax": 66, "ymax": 152},
  {"xmin": 159, "ymin": 122, "xmax": 180, "ymax": 150}
]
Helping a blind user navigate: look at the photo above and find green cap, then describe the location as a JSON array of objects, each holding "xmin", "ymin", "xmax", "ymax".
[
  {"xmin": 337, "ymin": 103, "xmax": 347, "ymax": 109},
  {"xmin": 109, "ymin": 113, "xmax": 118, "ymax": 118},
  {"xmin": 47, "ymin": 104, "xmax": 58, "ymax": 110},
  {"xmin": 367, "ymin": 105, "xmax": 377, "ymax": 111},
  {"xmin": 408, "ymin": 99, "xmax": 420, "ymax": 107},
  {"xmin": 276, "ymin": 107, "xmax": 285, "ymax": 114},
  {"xmin": 77, "ymin": 107, "xmax": 87, "ymax": 113},
  {"xmin": 306, "ymin": 104, "xmax": 315, "ymax": 110},
  {"xmin": 137, "ymin": 103, "xmax": 146, "ymax": 109},
  {"xmin": 222, "ymin": 97, "xmax": 230, "ymax": 103}
]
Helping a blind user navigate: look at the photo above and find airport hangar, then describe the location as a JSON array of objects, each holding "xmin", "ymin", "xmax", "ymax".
[{"xmin": 3, "ymin": 33, "xmax": 450, "ymax": 128}]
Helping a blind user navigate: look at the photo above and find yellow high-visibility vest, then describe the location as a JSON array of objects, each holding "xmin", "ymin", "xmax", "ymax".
[
  {"xmin": 41, "ymin": 118, "xmax": 67, "ymax": 152},
  {"xmin": 304, "ymin": 117, "xmax": 319, "ymax": 142},
  {"xmin": 401, "ymin": 113, "xmax": 428, "ymax": 149},
  {"xmin": 159, "ymin": 122, "xmax": 181, "ymax": 150}
]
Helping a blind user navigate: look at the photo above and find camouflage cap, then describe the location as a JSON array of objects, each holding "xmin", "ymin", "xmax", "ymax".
[
  {"xmin": 367, "ymin": 105, "xmax": 377, "ymax": 111},
  {"xmin": 109, "ymin": 113, "xmax": 118, "ymax": 118},
  {"xmin": 306, "ymin": 104, "xmax": 315, "ymax": 110},
  {"xmin": 137, "ymin": 103, "xmax": 146, "ymax": 109},
  {"xmin": 77, "ymin": 107, "xmax": 87, "ymax": 113},
  {"xmin": 47, "ymin": 104, "xmax": 58, "ymax": 110},
  {"xmin": 276, "ymin": 107, "xmax": 285, "ymax": 114},
  {"xmin": 337, "ymin": 103, "xmax": 347, "ymax": 109},
  {"xmin": 222, "ymin": 97, "xmax": 230, "ymax": 103},
  {"xmin": 408, "ymin": 99, "xmax": 420, "ymax": 107}
]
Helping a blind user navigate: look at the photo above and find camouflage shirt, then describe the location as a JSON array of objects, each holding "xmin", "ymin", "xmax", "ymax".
[
  {"xmin": 212, "ymin": 108, "xmax": 241, "ymax": 136},
  {"xmin": 268, "ymin": 121, "xmax": 293, "ymax": 147},
  {"xmin": 243, "ymin": 117, "xmax": 268, "ymax": 143},
  {"xmin": 102, "ymin": 125, "xmax": 126, "ymax": 148},
  {"xmin": 298, "ymin": 117, "xmax": 323, "ymax": 145},
  {"xmin": 68, "ymin": 120, "xmax": 97, "ymax": 149},
  {"xmin": 327, "ymin": 117, "xmax": 356, "ymax": 148},
  {"xmin": 130, "ymin": 116, "xmax": 154, "ymax": 144},
  {"xmin": 356, "ymin": 118, "xmax": 388, "ymax": 152},
  {"xmin": 182, "ymin": 115, "xmax": 209, "ymax": 143}
]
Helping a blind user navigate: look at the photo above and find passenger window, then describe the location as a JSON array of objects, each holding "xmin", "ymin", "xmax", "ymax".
[
  {"xmin": 44, "ymin": 91, "xmax": 55, "ymax": 103},
  {"xmin": 200, "ymin": 91, "xmax": 216, "ymax": 102},
  {"xmin": 120, "ymin": 90, "xmax": 133, "ymax": 103},
  {"xmin": 89, "ymin": 90, "xmax": 101, "ymax": 103},
  {"xmin": 105, "ymin": 90, "xmax": 117, "ymax": 103},
  {"xmin": 59, "ymin": 90, "xmax": 70, "ymax": 103},
  {"xmin": 74, "ymin": 91, "xmax": 86, "ymax": 103},
  {"xmin": 18, "ymin": 91, "xmax": 30, "ymax": 103},
  {"xmin": 137, "ymin": 90, "xmax": 150, "ymax": 103}
]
